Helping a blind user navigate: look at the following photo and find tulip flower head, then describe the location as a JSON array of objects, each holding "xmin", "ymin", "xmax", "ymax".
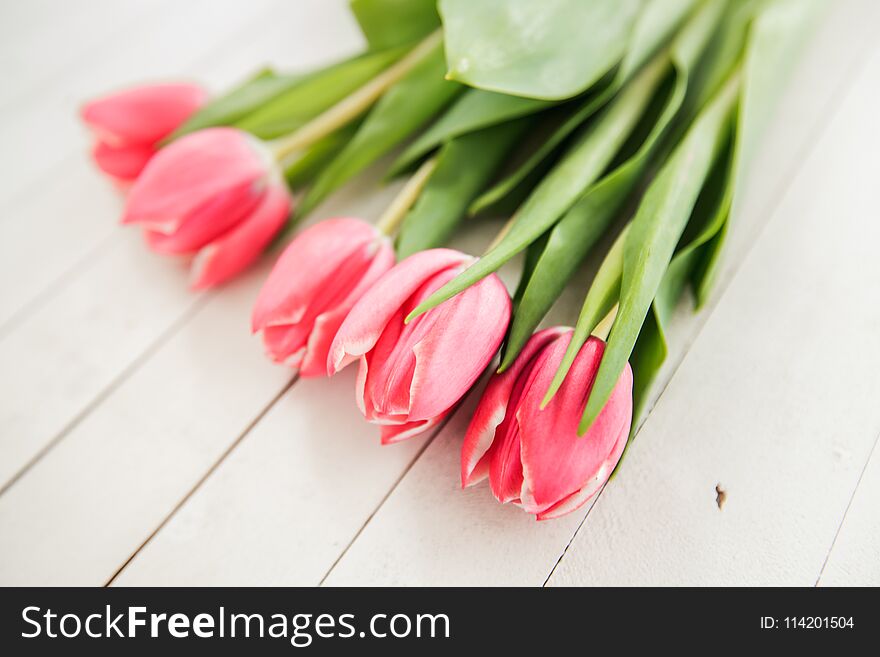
[
  {"xmin": 81, "ymin": 83, "xmax": 207, "ymax": 182},
  {"xmin": 329, "ymin": 249, "xmax": 511, "ymax": 444},
  {"xmin": 122, "ymin": 127, "xmax": 292, "ymax": 289},
  {"xmin": 252, "ymin": 218, "xmax": 395, "ymax": 377},
  {"xmin": 461, "ymin": 328, "xmax": 633, "ymax": 520}
]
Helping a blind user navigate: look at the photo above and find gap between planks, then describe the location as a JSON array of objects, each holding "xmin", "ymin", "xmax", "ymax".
[
  {"xmin": 814, "ymin": 425, "xmax": 880, "ymax": 586},
  {"xmin": 107, "ymin": 378, "xmax": 458, "ymax": 586},
  {"xmin": 105, "ymin": 374, "xmax": 300, "ymax": 586},
  {"xmin": 0, "ymin": 293, "xmax": 211, "ymax": 497}
]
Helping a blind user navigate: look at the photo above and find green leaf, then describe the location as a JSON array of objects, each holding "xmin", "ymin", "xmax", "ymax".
[
  {"xmin": 439, "ymin": 0, "xmax": 643, "ymax": 100},
  {"xmin": 297, "ymin": 39, "xmax": 463, "ymax": 219},
  {"xmin": 629, "ymin": 134, "xmax": 734, "ymax": 426},
  {"xmin": 388, "ymin": 89, "xmax": 553, "ymax": 176},
  {"xmin": 538, "ymin": 223, "xmax": 628, "ymax": 397},
  {"xmin": 472, "ymin": 0, "xmax": 702, "ymax": 214},
  {"xmin": 234, "ymin": 48, "xmax": 405, "ymax": 139},
  {"xmin": 408, "ymin": 48, "xmax": 671, "ymax": 323},
  {"xmin": 536, "ymin": 0, "xmax": 730, "ymax": 398},
  {"xmin": 283, "ymin": 122, "xmax": 359, "ymax": 188},
  {"xmin": 395, "ymin": 120, "xmax": 527, "ymax": 258},
  {"xmin": 578, "ymin": 69, "xmax": 740, "ymax": 435},
  {"xmin": 350, "ymin": 0, "xmax": 440, "ymax": 50},
  {"xmin": 626, "ymin": 0, "xmax": 824, "ymax": 428},
  {"xmin": 170, "ymin": 68, "xmax": 302, "ymax": 139},
  {"xmin": 692, "ymin": 0, "xmax": 824, "ymax": 306}
]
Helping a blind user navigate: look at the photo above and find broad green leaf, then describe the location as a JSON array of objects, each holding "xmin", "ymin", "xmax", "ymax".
[
  {"xmin": 234, "ymin": 48, "xmax": 405, "ymax": 139},
  {"xmin": 439, "ymin": 0, "xmax": 643, "ymax": 100},
  {"xmin": 578, "ymin": 69, "xmax": 740, "ymax": 434},
  {"xmin": 539, "ymin": 0, "xmax": 732, "ymax": 402},
  {"xmin": 350, "ymin": 0, "xmax": 440, "ymax": 50},
  {"xmin": 472, "ymin": 0, "xmax": 701, "ymax": 214},
  {"xmin": 388, "ymin": 89, "xmax": 553, "ymax": 176},
  {"xmin": 408, "ymin": 46, "xmax": 672, "ymax": 323},
  {"xmin": 298, "ymin": 39, "xmax": 463, "ymax": 218},
  {"xmin": 396, "ymin": 120, "xmax": 527, "ymax": 258}
]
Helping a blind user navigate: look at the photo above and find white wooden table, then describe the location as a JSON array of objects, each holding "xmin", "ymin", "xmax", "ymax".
[{"xmin": 1, "ymin": 0, "xmax": 878, "ymax": 587}]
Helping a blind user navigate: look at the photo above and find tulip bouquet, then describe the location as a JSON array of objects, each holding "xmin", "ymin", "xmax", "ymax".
[{"xmin": 81, "ymin": 0, "xmax": 821, "ymax": 519}]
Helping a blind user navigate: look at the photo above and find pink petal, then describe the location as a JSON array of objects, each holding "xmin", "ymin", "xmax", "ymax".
[
  {"xmin": 123, "ymin": 127, "xmax": 268, "ymax": 236},
  {"xmin": 144, "ymin": 178, "xmax": 263, "ymax": 254},
  {"xmin": 298, "ymin": 242, "xmax": 395, "ymax": 378},
  {"xmin": 261, "ymin": 324, "xmax": 309, "ymax": 366},
  {"xmin": 360, "ymin": 266, "xmax": 459, "ymax": 420},
  {"xmin": 189, "ymin": 182, "xmax": 291, "ymax": 289},
  {"xmin": 519, "ymin": 336, "xmax": 633, "ymax": 511},
  {"xmin": 82, "ymin": 83, "xmax": 207, "ymax": 146},
  {"xmin": 461, "ymin": 327, "xmax": 568, "ymax": 487},
  {"xmin": 407, "ymin": 273, "xmax": 510, "ymax": 421},
  {"xmin": 328, "ymin": 248, "xmax": 472, "ymax": 374},
  {"xmin": 534, "ymin": 414, "xmax": 629, "ymax": 520},
  {"xmin": 251, "ymin": 218, "xmax": 385, "ymax": 332},
  {"xmin": 379, "ymin": 414, "xmax": 444, "ymax": 445},
  {"xmin": 92, "ymin": 141, "xmax": 155, "ymax": 181}
]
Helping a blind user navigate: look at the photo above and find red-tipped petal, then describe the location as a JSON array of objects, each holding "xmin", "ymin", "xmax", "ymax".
[
  {"xmin": 82, "ymin": 83, "xmax": 207, "ymax": 146},
  {"xmin": 189, "ymin": 183, "xmax": 291, "ymax": 289}
]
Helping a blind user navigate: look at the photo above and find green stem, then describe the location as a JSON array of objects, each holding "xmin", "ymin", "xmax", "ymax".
[
  {"xmin": 375, "ymin": 155, "xmax": 439, "ymax": 236},
  {"xmin": 270, "ymin": 30, "xmax": 443, "ymax": 164}
]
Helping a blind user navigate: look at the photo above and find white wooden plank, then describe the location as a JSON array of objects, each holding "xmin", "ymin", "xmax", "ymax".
[
  {"xmin": 818, "ymin": 437, "xmax": 880, "ymax": 586},
  {"xmin": 0, "ymin": 1, "xmax": 365, "ymax": 487},
  {"xmin": 0, "ymin": 266, "xmax": 291, "ymax": 585},
  {"xmin": 111, "ymin": 369, "xmax": 429, "ymax": 586},
  {"xmin": 0, "ymin": 232, "xmax": 195, "ymax": 489},
  {"xmin": 546, "ymin": 47, "xmax": 880, "ymax": 586},
  {"xmin": 319, "ymin": 0, "xmax": 879, "ymax": 586}
]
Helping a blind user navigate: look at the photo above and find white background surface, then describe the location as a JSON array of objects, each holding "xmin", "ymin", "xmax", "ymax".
[{"xmin": 0, "ymin": 0, "xmax": 877, "ymax": 586}]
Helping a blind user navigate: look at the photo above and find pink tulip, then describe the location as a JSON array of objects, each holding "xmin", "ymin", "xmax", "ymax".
[
  {"xmin": 123, "ymin": 127, "xmax": 291, "ymax": 289},
  {"xmin": 252, "ymin": 218, "xmax": 395, "ymax": 377},
  {"xmin": 81, "ymin": 83, "xmax": 207, "ymax": 181},
  {"xmin": 329, "ymin": 249, "xmax": 511, "ymax": 444},
  {"xmin": 461, "ymin": 328, "xmax": 633, "ymax": 520}
]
